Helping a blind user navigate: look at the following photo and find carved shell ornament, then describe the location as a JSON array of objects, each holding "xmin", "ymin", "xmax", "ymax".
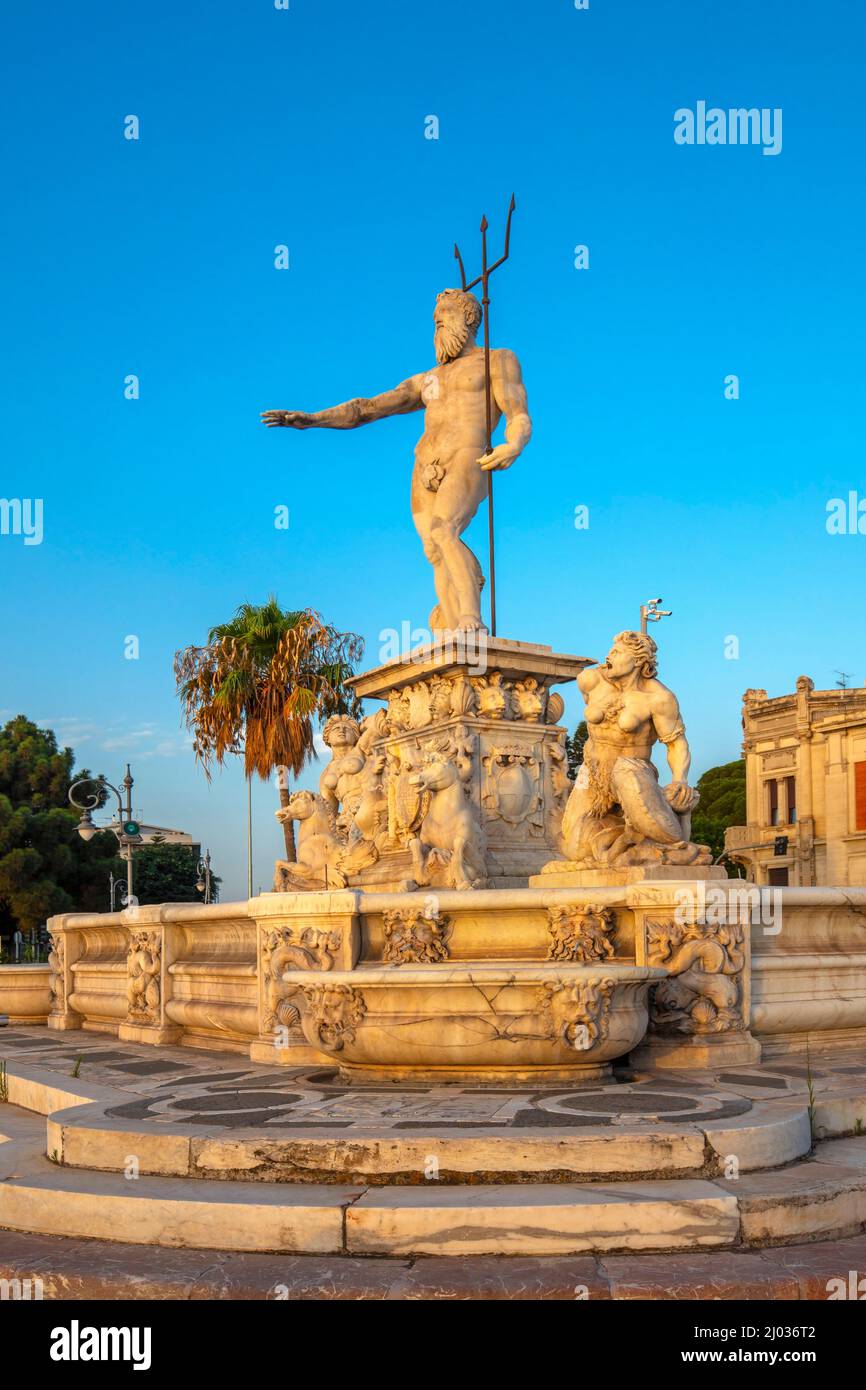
[
  {"xmin": 450, "ymin": 675, "xmax": 476, "ymax": 717},
  {"xmin": 546, "ymin": 692, "xmax": 565, "ymax": 725}
]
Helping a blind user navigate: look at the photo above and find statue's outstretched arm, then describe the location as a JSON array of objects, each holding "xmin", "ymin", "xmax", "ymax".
[
  {"xmin": 262, "ymin": 375, "xmax": 425, "ymax": 430},
  {"xmin": 479, "ymin": 349, "xmax": 532, "ymax": 472}
]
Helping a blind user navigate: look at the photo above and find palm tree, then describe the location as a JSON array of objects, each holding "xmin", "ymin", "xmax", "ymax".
[{"xmin": 174, "ymin": 599, "xmax": 363, "ymax": 865}]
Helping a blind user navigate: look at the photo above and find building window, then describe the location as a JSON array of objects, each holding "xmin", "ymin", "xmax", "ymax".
[
  {"xmin": 785, "ymin": 775, "xmax": 797, "ymax": 825},
  {"xmin": 767, "ymin": 779, "xmax": 780, "ymax": 826},
  {"xmin": 856, "ymin": 761, "xmax": 866, "ymax": 832},
  {"xmin": 768, "ymin": 866, "xmax": 789, "ymax": 887}
]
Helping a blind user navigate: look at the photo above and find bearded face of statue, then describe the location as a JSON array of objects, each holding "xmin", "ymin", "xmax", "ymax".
[
  {"xmin": 434, "ymin": 304, "xmax": 470, "ymax": 364},
  {"xmin": 432, "ymin": 290, "xmax": 481, "ymax": 365}
]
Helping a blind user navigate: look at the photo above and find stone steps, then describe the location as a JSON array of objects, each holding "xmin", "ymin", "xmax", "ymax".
[
  {"xmin": 3, "ymin": 1052, "xmax": 818, "ymax": 1184},
  {"xmin": 2, "ymin": 1107, "xmax": 866, "ymax": 1256},
  {"xmin": 3, "ymin": 1032, "xmax": 866, "ymax": 1258},
  {"xmin": 46, "ymin": 1095, "xmax": 813, "ymax": 1184},
  {"xmin": 5, "ymin": 1226, "xmax": 866, "ymax": 1299}
]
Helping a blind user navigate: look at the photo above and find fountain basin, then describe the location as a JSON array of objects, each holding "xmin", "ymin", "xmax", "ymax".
[
  {"xmin": 0, "ymin": 964, "xmax": 51, "ymax": 1023},
  {"xmin": 282, "ymin": 961, "xmax": 664, "ymax": 1083}
]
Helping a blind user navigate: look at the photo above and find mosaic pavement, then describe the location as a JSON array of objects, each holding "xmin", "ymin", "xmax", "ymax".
[{"xmin": 2, "ymin": 1024, "xmax": 863, "ymax": 1136}]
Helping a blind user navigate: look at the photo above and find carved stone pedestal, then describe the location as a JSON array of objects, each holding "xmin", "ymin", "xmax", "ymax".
[
  {"xmin": 118, "ymin": 1021, "xmax": 181, "ymax": 1047},
  {"xmin": 252, "ymin": 891, "xmax": 360, "ymax": 1066},
  {"xmin": 626, "ymin": 880, "xmax": 761, "ymax": 1069},
  {"xmin": 631, "ymin": 1030, "xmax": 761, "ymax": 1070},
  {"xmin": 346, "ymin": 637, "xmax": 593, "ymax": 889}
]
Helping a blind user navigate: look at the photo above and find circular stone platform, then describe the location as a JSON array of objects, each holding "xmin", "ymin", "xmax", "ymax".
[
  {"xmin": 2, "ymin": 1027, "xmax": 866, "ymax": 1258},
  {"xmin": 0, "ymin": 1024, "xmax": 843, "ymax": 1184}
]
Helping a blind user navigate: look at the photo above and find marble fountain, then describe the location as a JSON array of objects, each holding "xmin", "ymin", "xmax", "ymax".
[{"xmin": 2, "ymin": 283, "xmax": 866, "ymax": 1269}]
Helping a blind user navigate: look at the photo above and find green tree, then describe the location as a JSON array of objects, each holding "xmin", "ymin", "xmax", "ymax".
[
  {"xmin": 175, "ymin": 599, "xmax": 363, "ymax": 861},
  {"xmin": 132, "ymin": 838, "xmax": 221, "ymax": 906},
  {"xmin": 565, "ymin": 721, "xmax": 588, "ymax": 779},
  {"xmin": 691, "ymin": 758, "xmax": 747, "ymax": 870},
  {"xmin": 0, "ymin": 716, "xmax": 122, "ymax": 935}
]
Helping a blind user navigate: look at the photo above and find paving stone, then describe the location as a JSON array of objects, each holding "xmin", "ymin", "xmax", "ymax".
[
  {"xmin": 4, "ymin": 1229, "xmax": 865, "ymax": 1300},
  {"xmin": 105, "ymin": 1061, "xmax": 191, "ymax": 1075},
  {"xmin": 388, "ymin": 1255, "xmax": 610, "ymax": 1300},
  {"xmin": 557, "ymin": 1092, "xmax": 702, "ymax": 1114},
  {"xmin": 156, "ymin": 1071, "xmax": 257, "ymax": 1087},
  {"xmin": 600, "ymin": 1250, "xmax": 800, "ymax": 1300},
  {"xmin": 58, "ymin": 1051, "xmax": 137, "ymax": 1063},
  {"xmin": 718, "ymin": 1073, "xmax": 791, "ymax": 1089},
  {"xmin": 762, "ymin": 1233, "xmax": 866, "ymax": 1300},
  {"xmin": 165, "ymin": 1091, "xmax": 302, "ymax": 1113}
]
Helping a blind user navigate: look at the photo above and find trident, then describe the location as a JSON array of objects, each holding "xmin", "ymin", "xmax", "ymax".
[{"xmin": 453, "ymin": 193, "xmax": 516, "ymax": 638}]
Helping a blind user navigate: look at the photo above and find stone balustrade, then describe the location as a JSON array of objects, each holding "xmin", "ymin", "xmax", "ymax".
[{"xmin": 2, "ymin": 884, "xmax": 863, "ymax": 1075}]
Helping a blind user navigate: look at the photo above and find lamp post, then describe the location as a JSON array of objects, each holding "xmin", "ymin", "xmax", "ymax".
[
  {"xmin": 69, "ymin": 764, "xmax": 143, "ymax": 905},
  {"xmin": 109, "ymin": 871, "xmax": 127, "ymax": 911},
  {"xmin": 196, "ymin": 848, "xmax": 214, "ymax": 905}
]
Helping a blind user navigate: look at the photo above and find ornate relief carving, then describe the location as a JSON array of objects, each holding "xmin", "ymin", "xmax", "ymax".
[
  {"xmin": 387, "ymin": 688, "xmax": 411, "ymax": 731},
  {"xmin": 429, "ymin": 677, "xmax": 454, "ymax": 722},
  {"xmin": 261, "ymin": 925, "xmax": 341, "ymax": 1032},
  {"xmin": 547, "ymin": 740, "xmax": 572, "ymax": 808},
  {"xmin": 48, "ymin": 932, "xmax": 65, "ymax": 1015},
  {"xmin": 382, "ymin": 907, "xmax": 451, "ymax": 964},
  {"xmin": 472, "ymin": 670, "xmax": 511, "ymax": 720},
  {"xmin": 301, "ymin": 983, "xmax": 367, "ymax": 1051},
  {"xmin": 546, "ymin": 904, "xmax": 615, "ymax": 963},
  {"xmin": 357, "ymin": 670, "xmax": 557, "ymax": 726},
  {"xmin": 646, "ymin": 918, "xmax": 745, "ymax": 1034},
  {"xmin": 388, "ymin": 740, "xmax": 431, "ymax": 844},
  {"xmin": 126, "ymin": 930, "xmax": 162, "ymax": 1024},
  {"xmin": 271, "ymin": 655, "xmax": 578, "ymax": 892},
  {"xmin": 482, "ymin": 744, "xmax": 543, "ymax": 832},
  {"xmin": 546, "ymin": 692, "xmax": 565, "ymax": 725},
  {"xmin": 450, "ymin": 674, "xmax": 476, "ymax": 718},
  {"xmin": 537, "ymin": 977, "xmax": 615, "ymax": 1051},
  {"xmin": 512, "ymin": 677, "xmax": 546, "ymax": 723}
]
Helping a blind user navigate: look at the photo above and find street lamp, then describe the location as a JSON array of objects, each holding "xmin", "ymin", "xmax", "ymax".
[
  {"xmin": 109, "ymin": 871, "xmax": 128, "ymax": 912},
  {"xmin": 69, "ymin": 764, "xmax": 143, "ymax": 906},
  {"xmin": 196, "ymin": 848, "xmax": 214, "ymax": 904}
]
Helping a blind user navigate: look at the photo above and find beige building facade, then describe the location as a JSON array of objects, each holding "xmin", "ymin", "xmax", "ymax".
[{"xmin": 726, "ymin": 677, "xmax": 866, "ymax": 886}]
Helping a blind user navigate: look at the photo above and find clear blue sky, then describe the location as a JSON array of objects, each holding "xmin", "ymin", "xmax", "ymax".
[{"xmin": 2, "ymin": 0, "xmax": 864, "ymax": 900}]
